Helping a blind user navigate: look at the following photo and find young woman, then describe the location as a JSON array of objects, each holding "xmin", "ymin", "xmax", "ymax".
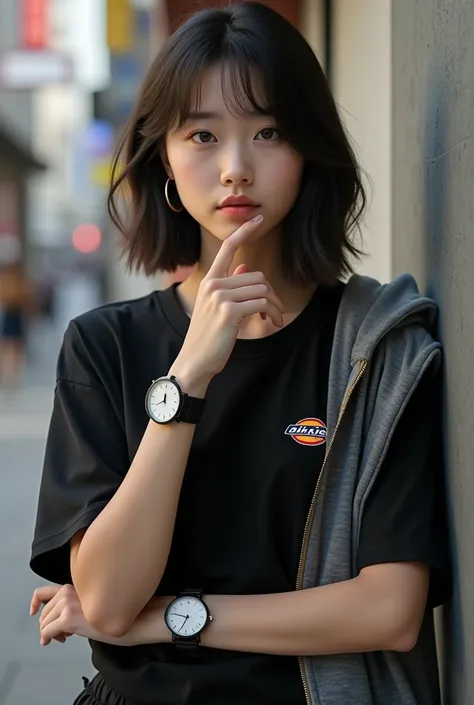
[{"xmin": 29, "ymin": 3, "xmax": 449, "ymax": 704}]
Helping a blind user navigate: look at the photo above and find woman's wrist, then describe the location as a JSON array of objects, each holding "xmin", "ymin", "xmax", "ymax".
[
  {"xmin": 168, "ymin": 361, "xmax": 213, "ymax": 398},
  {"xmin": 121, "ymin": 596, "xmax": 173, "ymax": 646}
]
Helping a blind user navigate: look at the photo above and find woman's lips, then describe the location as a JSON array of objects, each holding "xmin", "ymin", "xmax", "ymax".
[{"xmin": 217, "ymin": 205, "xmax": 259, "ymax": 217}]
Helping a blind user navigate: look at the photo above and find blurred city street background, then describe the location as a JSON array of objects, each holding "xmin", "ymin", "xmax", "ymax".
[
  {"xmin": 0, "ymin": 319, "xmax": 95, "ymax": 705},
  {"xmin": 0, "ymin": 0, "xmax": 473, "ymax": 703},
  {"xmin": 1, "ymin": 2, "xmax": 162, "ymax": 702}
]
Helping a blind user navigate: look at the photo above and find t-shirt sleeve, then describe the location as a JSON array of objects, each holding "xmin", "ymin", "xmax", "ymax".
[
  {"xmin": 357, "ymin": 361, "xmax": 451, "ymax": 607},
  {"xmin": 30, "ymin": 321, "xmax": 129, "ymax": 585}
]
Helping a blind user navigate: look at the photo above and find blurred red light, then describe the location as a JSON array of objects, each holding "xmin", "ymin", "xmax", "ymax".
[
  {"xmin": 72, "ymin": 224, "xmax": 102, "ymax": 253},
  {"xmin": 22, "ymin": 0, "xmax": 47, "ymax": 49}
]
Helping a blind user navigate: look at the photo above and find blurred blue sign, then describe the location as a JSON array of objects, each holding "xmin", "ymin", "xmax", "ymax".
[
  {"xmin": 110, "ymin": 54, "xmax": 141, "ymax": 123},
  {"xmin": 83, "ymin": 120, "xmax": 114, "ymax": 158}
]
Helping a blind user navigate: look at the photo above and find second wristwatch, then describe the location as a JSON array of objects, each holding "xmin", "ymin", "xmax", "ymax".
[{"xmin": 164, "ymin": 590, "xmax": 213, "ymax": 649}]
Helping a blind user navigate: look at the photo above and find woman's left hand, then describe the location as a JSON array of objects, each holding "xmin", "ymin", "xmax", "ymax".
[{"xmin": 30, "ymin": 584, "xmax": 103, "ymax": 646}]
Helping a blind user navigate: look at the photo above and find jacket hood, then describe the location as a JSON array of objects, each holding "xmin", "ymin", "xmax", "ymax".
[{"xmin": 341, "ymin": 273, "xmax": 439, "ymax": 365}]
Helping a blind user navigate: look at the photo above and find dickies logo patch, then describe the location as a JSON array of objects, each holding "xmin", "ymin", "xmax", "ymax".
[{"xmin": 285, "ymin": 418, "xmax": 327, "ymax": 446}]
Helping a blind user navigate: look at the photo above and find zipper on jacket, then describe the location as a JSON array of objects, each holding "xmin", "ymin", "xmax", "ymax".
[{"xmin": 296, "ymin": 359, "xmax": 368, "ymax": 705}]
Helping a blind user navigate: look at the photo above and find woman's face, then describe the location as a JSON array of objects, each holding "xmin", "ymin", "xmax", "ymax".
[{"xmin": 164, "ymin": 64, "xmax": 304, "ymax": 242}]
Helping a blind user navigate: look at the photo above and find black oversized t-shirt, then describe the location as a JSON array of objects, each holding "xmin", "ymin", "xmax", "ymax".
[{"xmin": 30, "ymin": 283, "xmax": 449, "ymax": 705}]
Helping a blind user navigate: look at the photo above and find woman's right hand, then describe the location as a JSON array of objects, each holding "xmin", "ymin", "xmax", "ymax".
[{"xmin": 170, "ymin": 216, "xmax": 284, "ymax": 395}]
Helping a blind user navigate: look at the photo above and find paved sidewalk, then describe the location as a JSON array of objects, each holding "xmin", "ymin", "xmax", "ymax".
[{"xmin": 0, "ymin": 321, "xmax": 94, "ymax": 705}]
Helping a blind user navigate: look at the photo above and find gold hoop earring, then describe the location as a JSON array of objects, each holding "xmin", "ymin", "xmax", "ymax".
[{"xmin": 164, "ymin": 178, "xmax": 183, "ymax": 213}]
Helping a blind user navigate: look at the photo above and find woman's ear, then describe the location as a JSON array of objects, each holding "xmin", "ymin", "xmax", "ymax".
[{"xmin": 160, "ymin": 144, "xmax": 173, "ymax": 180}]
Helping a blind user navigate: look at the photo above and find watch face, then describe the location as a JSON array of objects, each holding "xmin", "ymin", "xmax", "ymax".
[
  {"xmin": 146, "ymin": 378, "xmax": 181, "ymax": 423},
  {"xmin": 165, "ymin": 596, "xmax": 208, "ymax": 637}
]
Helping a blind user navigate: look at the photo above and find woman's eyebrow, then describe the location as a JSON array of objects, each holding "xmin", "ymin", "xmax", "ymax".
[{"xmin": 184, "ymin": 111, "xmax": 221, "ymax": 120}]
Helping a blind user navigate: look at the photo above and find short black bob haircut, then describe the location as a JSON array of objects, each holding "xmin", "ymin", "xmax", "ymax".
[{"xmin": 108, "ymin": 1, "xmax": 367, "ymax": 287}]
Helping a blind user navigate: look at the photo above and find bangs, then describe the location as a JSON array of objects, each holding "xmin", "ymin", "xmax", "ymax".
[
  {"xmin": 141, "ymin": 12, "xmax": 282, "ymax": 141},
  {"xmin": 174, "ymin": 60, "xmax": 274, "ymax": 130}
]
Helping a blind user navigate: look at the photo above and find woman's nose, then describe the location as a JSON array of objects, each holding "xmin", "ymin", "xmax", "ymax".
[{"xmin": 220, "ymin": 149, "xmax": 254, "ymax": 186}]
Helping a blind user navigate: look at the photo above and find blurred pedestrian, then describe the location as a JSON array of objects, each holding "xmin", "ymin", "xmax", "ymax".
[
  {"xmin": 0, "ymin": 262, "xmax": 35, "ymax": 389},
  {"xmin": 29, "ymin": 3, "xmax": 449, "ymax": 705}
]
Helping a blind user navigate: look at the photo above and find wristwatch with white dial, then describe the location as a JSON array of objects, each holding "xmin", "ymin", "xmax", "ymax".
[
  {"xmin": 164, "ymin": 589, "xmax": 213, "ymax": 649},
  {"xmin": 145, "ymin": 375, "xmax": 205, "ymax": 425}
]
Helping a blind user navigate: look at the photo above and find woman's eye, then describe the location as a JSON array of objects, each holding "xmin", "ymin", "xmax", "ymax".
[
  {"xmin": 256, "ymin": 127, "xmax": 280, "ymax": 141},
  {"xmin": 190, "ymin": 131, "xmax": 216, "ymax": 144}
]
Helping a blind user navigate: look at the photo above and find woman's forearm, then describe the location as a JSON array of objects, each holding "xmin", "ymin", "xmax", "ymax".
[
  {"xmin": 202, "ymin": 578, "xmax": 416, "ymax": 655},
  {"xmin": 72, "ymin": 370, "xmax": 209, "ymax": 638},
  {"xmin": 116, "ymin": 564, "xmax": 428, "ymax": 654},
  {"xmin": 72, "ymin": 420, "xmax": 194, "ymax": 636}
]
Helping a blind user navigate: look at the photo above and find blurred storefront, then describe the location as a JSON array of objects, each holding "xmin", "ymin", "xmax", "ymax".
[
  {"xmin": 27, "ymin": 0, "xmax": 110, "ymax": 320},
  {"xmin": 1, "ymin": 0, "xmax": 110, "ymax": 320},
  {"xmin": 0, "ymin": 0, "xmax": 46, "ymax": 271},
  {"xmin": 0, "ymin": 125, "xmax": 44, "ymax": 269}
]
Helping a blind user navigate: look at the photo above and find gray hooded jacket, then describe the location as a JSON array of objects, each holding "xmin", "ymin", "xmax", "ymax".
[{"xmin": 299, "ymin": 273, "xmax": 443, "ymax": 705}]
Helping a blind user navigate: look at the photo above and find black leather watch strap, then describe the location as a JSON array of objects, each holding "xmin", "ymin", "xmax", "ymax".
[
  {"xmin": 177, "ymin": 395, "xmax": 205, "ymax": 424},
  {"xmin": 182, "ymin": 588, "xmax": 202, "ymax": 597},
  {"xmin": 172, "ymin": 633, "xmax": 202, "ymax": 649}
]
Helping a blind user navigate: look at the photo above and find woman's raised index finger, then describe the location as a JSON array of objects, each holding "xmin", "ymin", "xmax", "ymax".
[{"xmin": 206, "ymin": 215, "xmax": 263, "ymax": 279}]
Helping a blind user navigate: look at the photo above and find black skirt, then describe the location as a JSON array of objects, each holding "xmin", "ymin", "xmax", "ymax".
[{"xmin": 73, "ymin": 674, "xmax": 132, "ymax": 705}]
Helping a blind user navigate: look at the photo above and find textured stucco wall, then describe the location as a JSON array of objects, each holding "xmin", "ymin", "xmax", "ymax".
[
  {"xmin": 332, "ymin": 0, "xmax": 392, "ymax": 283},
  {"xmin": 391, "ymin": 1, "xmax": 474, "ymax": 702},
  {"xmin": 301, "ymin": 0, "xmax": 325, "ymax": 65}
]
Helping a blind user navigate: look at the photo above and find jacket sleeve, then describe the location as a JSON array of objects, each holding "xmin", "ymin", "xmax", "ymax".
[{"xmin": 357, "ymin": 362, "xmax": 451, "ymax": 607}]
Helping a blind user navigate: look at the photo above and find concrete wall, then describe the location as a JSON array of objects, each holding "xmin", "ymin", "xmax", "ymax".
[
  {"xmin": 301, "ymin": 0, "xmax": 325, "ymax": 63},
  {"xmin": 391, "ymin": 2, "xmax": 474, "ymax": 702},
  {"xmin": 332, "ymin": 0, "xmax": 392, "ymax": 283},
  {"xmin": 329, "ymin": 0, "xmax": 474, "ymax": 699},
  {"xmin": 392, "ymin": 0, "xmax": 474, "ymax": 705}
]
